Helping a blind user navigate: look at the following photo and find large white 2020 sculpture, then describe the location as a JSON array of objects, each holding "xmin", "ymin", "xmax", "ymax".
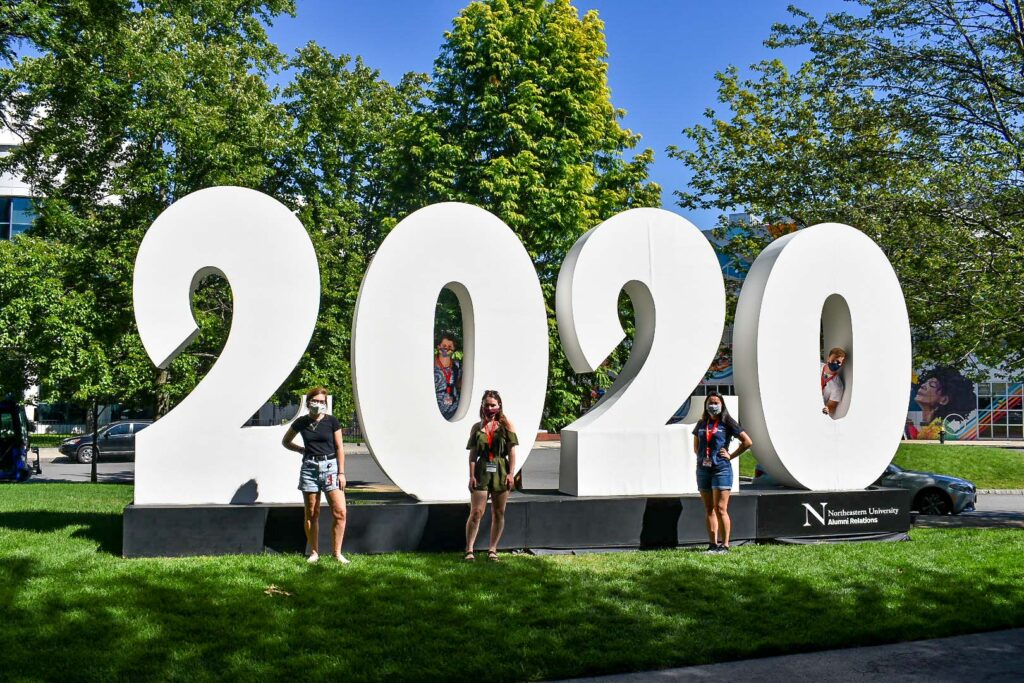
[
  {"xmin": 733, "ymin": 223, "xmax": 911, "ymax": 490},
  {"xmin": 352, "ymin": 202, "xmax": 548, "ymax": 502},
  {"xmin": 134, "ymin": 187, "xmax": 319, "ymax": 504},
  {"xmin": 556, "ymin": 208, "xmax": 726, "ymax": 496}
]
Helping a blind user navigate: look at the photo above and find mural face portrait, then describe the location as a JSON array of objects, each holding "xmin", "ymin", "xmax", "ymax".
[
  {"xmin": 913, "ymin": 368, "xmax": 978, "ymax": 428},
  {"xmin": 914, "ymin": 377, "xmax": 949, "ymax": 416}
]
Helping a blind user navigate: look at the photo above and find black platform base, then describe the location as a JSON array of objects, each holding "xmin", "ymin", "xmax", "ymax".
[{"xmin": 123, "ymin": 487, "xmax": 911, "ymax": 558}]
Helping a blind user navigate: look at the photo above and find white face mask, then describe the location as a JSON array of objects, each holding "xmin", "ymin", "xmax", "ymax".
[
  {"xmin": 707, "ymin": 403, "xmax": 722, "ymax": 416},
  {"xmin": 308, "ymin": 401, "xmax": 327, "ymax": 415}
]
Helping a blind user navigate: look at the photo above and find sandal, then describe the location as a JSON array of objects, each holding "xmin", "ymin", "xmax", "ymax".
[
  {"xmin": 487, "ymin": 550, "xmax": 499, "ymax": 562},
  {"xmin": 463, "ymin": 551, "xmax": 475, "ymax": 562}
]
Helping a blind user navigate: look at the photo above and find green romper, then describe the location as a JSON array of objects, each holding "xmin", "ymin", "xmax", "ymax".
[{"xmin": 467, "ymin": 421, "xmax": 519, "ymax": 492}]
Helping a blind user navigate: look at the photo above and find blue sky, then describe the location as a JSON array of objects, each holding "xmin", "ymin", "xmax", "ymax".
[{"xmin": 267, "ymin": 1, "xmax": 855, "ymax": 229}]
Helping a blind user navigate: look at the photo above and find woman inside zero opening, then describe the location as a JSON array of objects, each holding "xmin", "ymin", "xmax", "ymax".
[
  {"xmin": 692, "ymin": 392, "xmax": 752, "ymax": 553},
  {"xmin": 282, "ymin": 387, "xmax": 349, "ymax": 564},
  {"xmin": 464, "ymin": 389, "xmax": 518, "ymax": 561}
]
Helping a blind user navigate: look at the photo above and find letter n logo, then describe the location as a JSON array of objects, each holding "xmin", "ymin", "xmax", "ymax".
[{"xmin": 802, "ymin": 502, "xmax": 828, "ymax": 527}]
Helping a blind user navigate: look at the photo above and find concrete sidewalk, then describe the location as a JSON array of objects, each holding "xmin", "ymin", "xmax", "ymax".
[{"xmin": 566, "ymin": 628, "xmax": 1024, "ymax": 682}]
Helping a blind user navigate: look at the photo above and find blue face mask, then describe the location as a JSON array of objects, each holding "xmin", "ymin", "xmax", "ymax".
[
  {"xmin": 828, "ymin": 360, "xmax": 842, "ymax": 372},
  {"xmin": 438, "ymin": 348, "xmax": 451, "ymax": 357}
]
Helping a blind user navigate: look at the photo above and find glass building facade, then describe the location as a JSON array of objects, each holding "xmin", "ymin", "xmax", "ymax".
[
  {"xmin": 0, "ymin": 196, "xmax": 36, "ymax": 239},
  {"xmin": 975, "ymin": 381, "xmax": 1024, "ymax": 440}
]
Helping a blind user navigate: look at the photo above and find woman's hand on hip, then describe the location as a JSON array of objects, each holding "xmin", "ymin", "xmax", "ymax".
[{"xmin": 718, "ymin": 447, "xmax": 730, "ymax": 460}]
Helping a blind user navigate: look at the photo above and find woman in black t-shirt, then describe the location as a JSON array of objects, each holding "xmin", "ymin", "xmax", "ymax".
[{"xmin": 282, "ymin": 387, "xmax": 349, "ymax": 564}]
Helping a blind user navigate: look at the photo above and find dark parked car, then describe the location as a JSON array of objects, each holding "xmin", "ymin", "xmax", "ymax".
[
  {"xmin": 873, "ymin": 463, "xmax": 976, "ymax": 515},
  {"xmin": 59, "ymin": 420, "xmax": 153, "ymax": 464},
  {"xmin": 751, "ymin": 461, "xmax": 977, "ymax": 516},
  {"xmin": 0, "ymin": 400, "xmax": 39, "ymax": 481}
]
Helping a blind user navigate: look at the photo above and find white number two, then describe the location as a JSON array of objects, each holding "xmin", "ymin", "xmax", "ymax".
[
  {"xmin": 133, "ymin": 187, "xmax": 319, "ymax": 504},
  {"xmin": 556, "ymin": 208, "xmax": 726, "ymax": 496}
]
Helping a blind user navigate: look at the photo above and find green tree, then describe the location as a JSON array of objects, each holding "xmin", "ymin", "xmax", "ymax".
[
  {"xmin": 405, "ymin": 0, "xmax": 660, "ymax": 429},
  {"xmin": 0, "ymin": 1, "xmax": 296, "ymax": 423},
  {"xmin": 671, "ymin": 0, "xmax": 1024, "ymax": 376},
  {"xmin": 276, "ymin": 43, "xmax": 426, "ymax": 423}
]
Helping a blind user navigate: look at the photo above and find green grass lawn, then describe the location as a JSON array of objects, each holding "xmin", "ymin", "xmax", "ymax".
[
  {"xmin": 738, "ymin": 443, "xmax": 1024, "ymax": 488},
  {"xmin": 1, "ymin": 484, "xmax": 1023, "ymax": 681}
]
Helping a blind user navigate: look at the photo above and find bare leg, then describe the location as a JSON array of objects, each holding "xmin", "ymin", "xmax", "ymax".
[
  {"xmin": 465, "ymin": 490, "xmax": 489, "ymax": 552},
  {"xmin": 489, "ymin": 490, "xmax": 509, "ymax": 552},
  {"xmin": 699, "ymin": 490, "xmax": 718, "ymax": 545},
  {"xmin": 714, "ymin": 489, "xmax": 732, "ymax": 547},
  {"xmin": 303, "ymin": 492, "xmax": 322, "ymax": 555},
  {"xmin": 326, "ymin": 488, "xmax": 347, "ymax": 557}
]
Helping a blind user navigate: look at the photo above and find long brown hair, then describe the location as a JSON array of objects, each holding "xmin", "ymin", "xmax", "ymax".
[
  {"xmin": 304, "ymin": 386, "xmax": 328, "ymax": 403},
  {"xmin": 479, "ymin": 389, "xmax": 511, "ymax": 430}
]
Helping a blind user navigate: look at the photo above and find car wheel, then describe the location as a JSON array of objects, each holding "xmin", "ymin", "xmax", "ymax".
[
  {"xmin": 76, "ymin": 446, "xmax": 95, "ymax": 464},
  {"xmin": 914, "ymin": 489, "xmax": 951, "ymax": 515}
]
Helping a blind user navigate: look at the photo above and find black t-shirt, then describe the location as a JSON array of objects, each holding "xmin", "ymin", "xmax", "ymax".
[{"xmin": 291, "ymin": 414, "xmax": 341, "ymax": 457}]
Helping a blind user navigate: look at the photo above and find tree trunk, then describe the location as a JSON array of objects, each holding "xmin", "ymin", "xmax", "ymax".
[
  {"xmin": 155, "ymin": 368, "xmax": 170, "ymax": 418},
  {"xmin": 90, "ymin": 398, "xmax": 99, "ymax": 484}
]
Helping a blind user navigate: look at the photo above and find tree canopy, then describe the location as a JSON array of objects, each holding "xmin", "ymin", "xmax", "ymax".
[
  {"xmin": 672, "ymin": 0, "xmax": 1024, "ymax": 376},
  {"xmin": 276, "ymin": 44, "xmax": 426, "ymax": 422},
  {"xmin": 0, "ymin": 0, "xmax": 658, "ymax": 430},
  {"xmin": 407, "ymin": 0, "xmax": 660, "ymax": 429},
  {"xmin": 0, "ymin": 1, "xmax": 296, "ymax": 412}
]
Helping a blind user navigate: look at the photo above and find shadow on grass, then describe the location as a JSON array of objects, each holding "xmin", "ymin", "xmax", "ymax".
[
  {"xmin": 0, "ymin": 538, "xmax": 1022, "ymax": 681},
  {"xmin": 0, "ymin": 511, "xmax": 122, "ymax": 555},
  {"xmin": 0, "ymin": 555, "xmax": 33, "ymax": 608}
]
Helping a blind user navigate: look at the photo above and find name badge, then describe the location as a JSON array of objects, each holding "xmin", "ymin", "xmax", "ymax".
[{"xmin": 486, "ymin": 462, "xmax": 498, "ymax": 473}]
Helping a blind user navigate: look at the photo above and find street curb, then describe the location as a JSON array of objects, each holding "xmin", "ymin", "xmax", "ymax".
[{"xmin": 978, "ymin": 489, "xmax": 1024, "ymax": 495}]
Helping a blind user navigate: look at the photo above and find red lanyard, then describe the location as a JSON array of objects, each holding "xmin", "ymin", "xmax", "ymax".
[
  {"xmin": 704, "ymin": 420, "xmax": 720, "ymax": 457},
  {"xmin": 437, "ymin": 360, "xmax": 454, "ymax": 394},
  {"xmin": 821, "ymin": 370, "xmax": 838, "ymax": 391},
  {"xmin": 485, "ymin": 420, "xmax": 498, "ymax": 461}
]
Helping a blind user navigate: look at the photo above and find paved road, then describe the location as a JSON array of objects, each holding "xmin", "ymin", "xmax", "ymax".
[
  {"xmin": 29, "ymin": 442, "xmax": 564, "ymax": 488},
  {"xmin": 567, "ymin": 628, "xmax": 1024, "ymax": 683},
  {"xmin": 31, "ymin": 448, "xmax": 135, "ymax": 483},
  {"xmin": 28, "ymin": 446, "xmax": 399, "ymax": 487}
]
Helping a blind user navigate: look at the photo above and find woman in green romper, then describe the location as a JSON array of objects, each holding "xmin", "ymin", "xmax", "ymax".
[{"xmin": 464, "ymin": 389, "xmax": 518, "ymax": 561}]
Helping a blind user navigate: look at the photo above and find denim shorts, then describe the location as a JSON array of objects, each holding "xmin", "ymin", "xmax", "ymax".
[
  {"xmin": 696, "ymin": 461, "xmax": 733, "ymax": 491},
  {"xmin": 298, "ymin": 457, "xmax": 340, "ymax": 494}
]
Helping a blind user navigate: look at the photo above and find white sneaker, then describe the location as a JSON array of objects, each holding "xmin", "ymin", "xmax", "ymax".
[
  {"xmin": 334, "ymin": 553, "xmax": 350, "ymax": 565},
  {"xmin": 306, "ymin": 551, "xmax": 320, "ymax": 564}
]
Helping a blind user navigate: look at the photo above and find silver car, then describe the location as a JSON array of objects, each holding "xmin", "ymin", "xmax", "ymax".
[{"xmin": 873, "ymin": 463, "xmax": 976, "ymax": 515}]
